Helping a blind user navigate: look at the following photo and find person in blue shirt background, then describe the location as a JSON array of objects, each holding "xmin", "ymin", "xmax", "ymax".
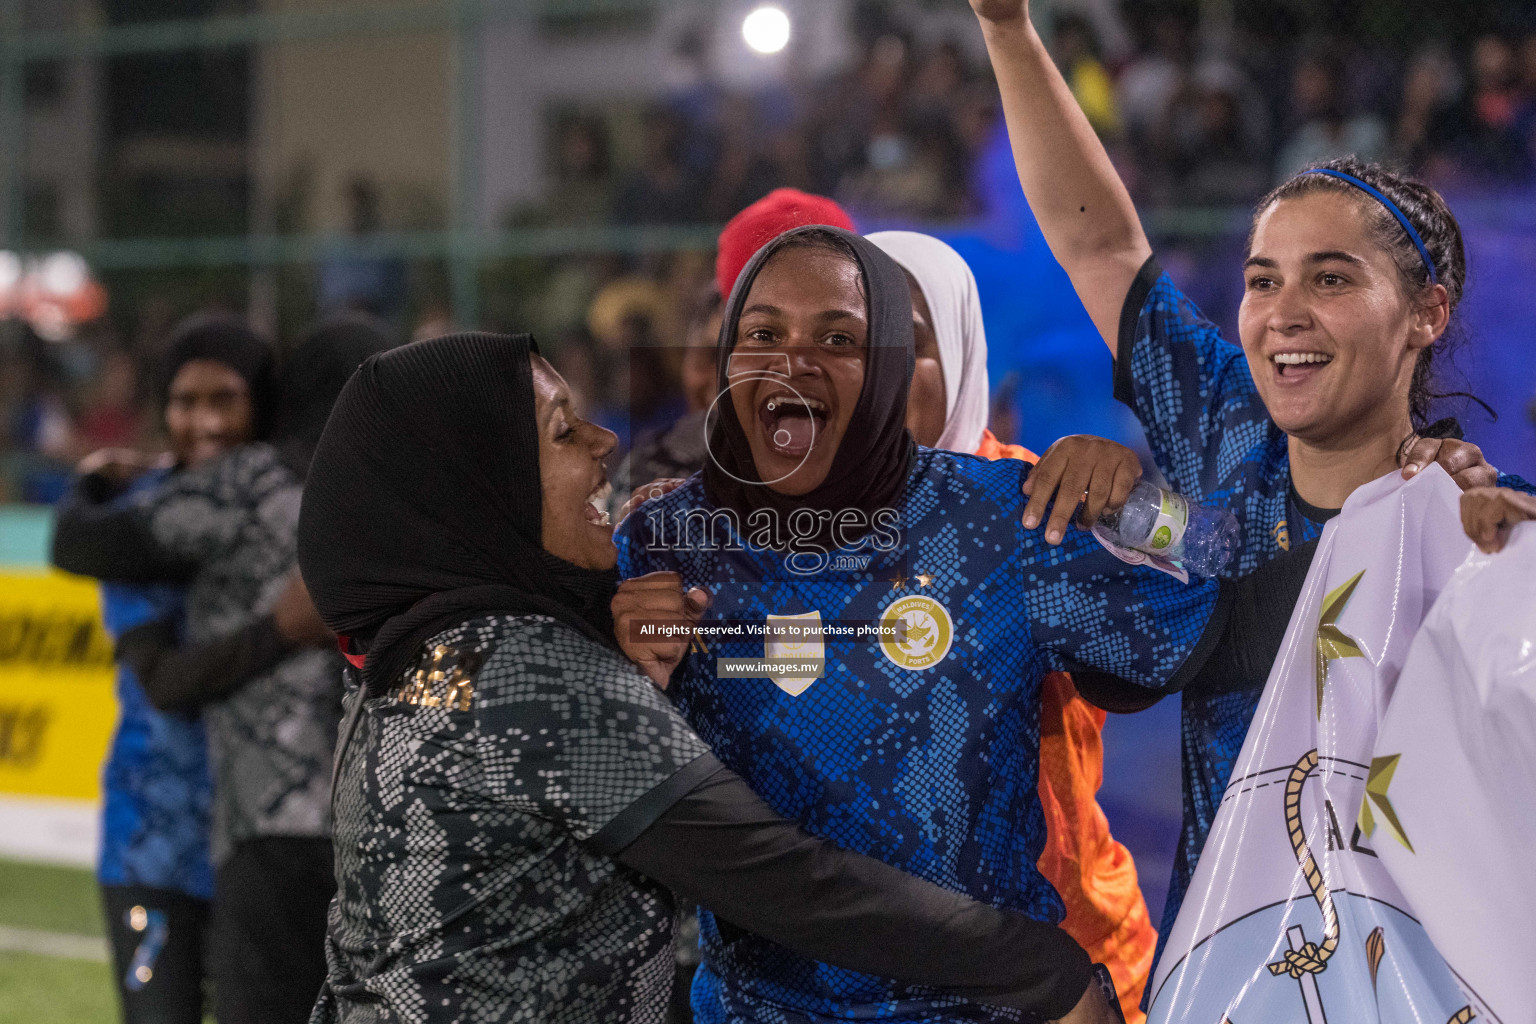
[
  {"xmin": 57, "ymin": 313, "xmax": 275, "ymax": 1024},
  {"xmin": 967, "ymin": 0, "xmax": 1536, "ymax": 998},
  {"xmin": 612, "ymin": 225, "xmax": 1237, "ymax": 1024},
  {"xmin": 54, "ymin": 315, "xmax": 391, "ymax": 1024},
  {"xmin": 96, "ymin": 502, "xmax": 212, "ymax": 1024}
]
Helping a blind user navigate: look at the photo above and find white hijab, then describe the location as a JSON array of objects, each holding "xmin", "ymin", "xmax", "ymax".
[{"xmin": 866, "ymin": 231, "xmax": 991, "ymax": 453}]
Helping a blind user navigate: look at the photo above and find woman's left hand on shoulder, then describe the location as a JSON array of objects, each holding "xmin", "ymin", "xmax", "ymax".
[
  {"xmin": 1021, "ymin": 435, "xmax": 1143, "ymax": 545},
  {"xmin": 1400, "ymin": 437, "xmax": 1498, "ymax": 491}
]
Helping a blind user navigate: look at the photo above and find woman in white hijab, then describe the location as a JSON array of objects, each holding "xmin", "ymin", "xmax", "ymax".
[
  {"xmin": 866, "ymin": 231, "xmax": 995, "ymax": 453},
  {"xmin": 869, "ymin": 229, "xmax": 1160, "ymax": 1022}
]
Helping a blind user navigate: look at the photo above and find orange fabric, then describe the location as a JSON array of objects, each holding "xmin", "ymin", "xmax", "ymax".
[
  {"xmin": 973, "ymin": 427, "xmax": 1036, "ymax": 464},
  {"xmin": 975, "ymin": 428, "xmax": 1153, "ymax": 1023},
  {"xmin": 1035, "ymin": 674, "xmax": 1154, "ymax": 1022}
]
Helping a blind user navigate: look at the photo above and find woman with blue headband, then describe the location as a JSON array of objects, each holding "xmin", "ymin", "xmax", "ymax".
[{"xmin": 968, "ymin": 0, "xmax": 1536, "ymax": 997}]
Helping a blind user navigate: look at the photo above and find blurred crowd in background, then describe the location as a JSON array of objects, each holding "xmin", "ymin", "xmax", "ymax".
[
  {"xmin": 8, "ymin": 0, "xmax": 1536, "ymax": 503},
  {"xmin": 522, "ymin": 9, "xmax": 1536, "ymax": 224}
]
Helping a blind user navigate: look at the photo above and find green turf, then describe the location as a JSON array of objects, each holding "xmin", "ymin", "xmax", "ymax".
[
  {"xmin": 0, "ymin": 951, "xmax": 114, "ymax": 1024},
  {"xmin": 0, "ymin": 860, "xmax": 216, "ymax": 1022},
  {"xmin": 0, "ymin": 859, "xmax": 103, "ymax": 937}
]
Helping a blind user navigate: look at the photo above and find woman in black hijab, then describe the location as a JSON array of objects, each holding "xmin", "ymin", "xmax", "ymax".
[
  {"xmin": 54, "ymin": 313, "xmax": 394, "ymax": 1024},
  {"xmin": 49, "ymin": 311, "xmax": 275, "ymax": 1024},
  {"xmin": 296, "ymin": 331, "xmax": 1120, "ymax": 1024},
  {"xmin": 102, "ymin": 315, "xmax": 397, "ymax": 715},
  {"xmin": 611, "ymin": 226, "xmax": 1241, "ymax": 1023},
  {"xmin": 701, "ymin": 228, "xmax": 914, "ymax": 546}
]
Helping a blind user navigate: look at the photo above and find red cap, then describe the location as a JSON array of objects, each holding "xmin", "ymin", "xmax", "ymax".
[{"xmin": 715, "ymin": 188, "xmax": 856, "ymax": 298}]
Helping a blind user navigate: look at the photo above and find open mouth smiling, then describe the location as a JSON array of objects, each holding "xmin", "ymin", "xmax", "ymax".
[
  {"xmin": 1270, "ymin": 350, "xmax": 1334, "ymax": 380},
  {"xmin": 584, "ymin": 479, "xmax": 612, "ymax": 527},
  {"xmin": 758, "ymin": 392, "xmax": 829, "ymax": 458}
]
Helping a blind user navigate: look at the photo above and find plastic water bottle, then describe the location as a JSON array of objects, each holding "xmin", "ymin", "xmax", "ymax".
[{"xmin": 1096, "ymin": 481, "xmax": 1240, "ymax": 577}]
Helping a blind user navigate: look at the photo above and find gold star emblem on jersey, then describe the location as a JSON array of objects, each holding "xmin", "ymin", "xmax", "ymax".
[
  {"xmin": 879, "ymin": 595, "xmax": 954, "ymax": 671},
  {"xmin": 395, "ymin": 644, "xmax": 485, "ymax": 710}
]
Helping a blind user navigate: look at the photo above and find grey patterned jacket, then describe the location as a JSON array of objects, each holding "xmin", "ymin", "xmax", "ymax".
[
  {"xmin": 141, "ymin": 442, "xmax": 343, "ymax": 863},
  {"xmin": 314, "ymin": 614, "xmax": 711, "ymax": 1024}
]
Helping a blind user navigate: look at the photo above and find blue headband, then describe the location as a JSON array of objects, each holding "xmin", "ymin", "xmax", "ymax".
[{"xmin": 1301, "ymin": 169, "xmax": 1438, "ymax": 285}]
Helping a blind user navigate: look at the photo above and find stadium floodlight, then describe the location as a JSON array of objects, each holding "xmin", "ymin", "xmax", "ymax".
[
  {"xmin": 37, "ymin": 251, "xmax": 89, "ymax": 297},
  {"xmin": 9, "ymin": 250, "xmax": 108, "ymax": 340},
  {"xmin": 742, "ymin": 5, "xmax": 790, "ymax": 55}
]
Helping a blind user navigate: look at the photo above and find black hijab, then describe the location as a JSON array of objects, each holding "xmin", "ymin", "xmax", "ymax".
[
  {"xmin": 158, "ymin": 312, "xmax": 278, "ymax": 439},
  {"xmin": 298, "ymin": 332, "xmax": 620, "ymax": 695},
  {"xmin": 702, "ymin": 225, "xmax": 915, "ymax": 549}
]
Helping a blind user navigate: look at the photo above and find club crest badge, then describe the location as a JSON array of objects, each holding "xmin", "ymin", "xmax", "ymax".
[
  {"xmin": 879, "ymin": 595, "xmax": 954, "ymax": 671},
  {"xmin": 764, "ymin": 610, "xmax": 824, "ymax": 696}
]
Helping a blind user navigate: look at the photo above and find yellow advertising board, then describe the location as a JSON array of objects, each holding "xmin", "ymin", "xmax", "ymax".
[{"xmin": 0, "ymin": 569, "xmax": 116, "ymax": 801}]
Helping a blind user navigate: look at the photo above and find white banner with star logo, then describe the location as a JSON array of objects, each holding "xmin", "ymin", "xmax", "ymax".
[
  {"xmin": 1368, "ymin": 521, "xmax": 1536, "ymax": 1022},
  {"xmin": 1148, "ymin": 466, "xmax": 1492, "ymax": 1024}
]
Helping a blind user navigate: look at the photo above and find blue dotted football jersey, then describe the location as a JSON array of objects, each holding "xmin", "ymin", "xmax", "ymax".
[
  {"xmin": 1116, "ymin": 257, "xmax": 1536, "ymax": 978},
  {"xmin": 617, "ymin": 447, "xmax": 1219, "ymax": 1023},
  {"xmin": 96, "ymin": 469, "xmax": 214, "ymax": 900}
]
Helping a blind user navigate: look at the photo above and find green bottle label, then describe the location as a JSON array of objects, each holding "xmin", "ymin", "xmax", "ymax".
[{"xmin": 1149, "ymin": 490, "xmax": 1190, "ymax": 551}]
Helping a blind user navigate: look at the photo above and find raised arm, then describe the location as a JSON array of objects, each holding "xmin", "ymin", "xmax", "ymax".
[{"xmin": 971, "ymin": 0, "xmax": 1150, "ymax": 351}]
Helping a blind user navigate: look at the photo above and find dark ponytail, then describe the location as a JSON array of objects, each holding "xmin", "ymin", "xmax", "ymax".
[{"xmin": 1250, "ymin": 157, "xmax": 1491, "ymax": 435}]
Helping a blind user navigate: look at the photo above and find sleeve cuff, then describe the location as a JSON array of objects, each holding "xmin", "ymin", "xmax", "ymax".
[
  {"xmin": 588, "ymin": 751, "xmax": 724, "ymax": 856},
  {"xmin": 114, "ymin": 618, "xmax": 178, "ymax": 674},
  {"xmin": 1113, "ymin": 255, "xmax": 1162, "ymax": 408},
  {"xmin": 1070, "ymin": 669, "xmax": 1168, "ymax": 714},
  {"xmin": 986, "ymin": 940, "xmax": 1095, "ymax": 1019},
  {"xmin": 1035, "ymin": 957, "xmax": 1099, "ymax": 1022},
  {"xmin": 1165, "ymin": 576, "xmax": 1234, "ymax": 695}
]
